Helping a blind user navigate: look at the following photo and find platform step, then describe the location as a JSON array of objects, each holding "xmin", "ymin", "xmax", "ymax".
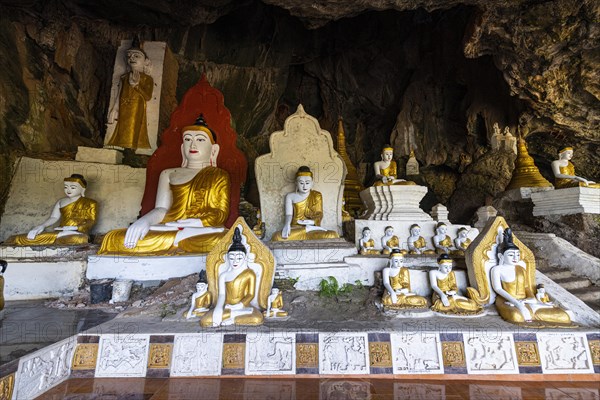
[
  {"xmin": 543, "ymin": 269, "xmax": 573, "ymax": 280},
  {"xmin": 554, "ymin": 277, "xmax": 591, "ymax": 290},
  {"xmin": 569, "ymin": 286, "xmax": 600, "ymax": 303}
]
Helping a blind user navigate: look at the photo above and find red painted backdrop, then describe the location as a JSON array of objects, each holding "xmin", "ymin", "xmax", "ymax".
[{"xmin": 140, "ymin": 75, "xmax": 247, "ymax": 228}]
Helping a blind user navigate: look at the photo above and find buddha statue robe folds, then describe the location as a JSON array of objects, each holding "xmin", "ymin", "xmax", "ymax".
[
  {"xmin": 381, "ymin": 252, "xmax": 427, "ymax": 309},
  {"xmin": 430, "ymin": 254, "xmax": 482, "ymax": 316},
  {"xmin": 271, "ymin": 166, "xmax": 339, "ymax": 241},
  {"xmin": 4, "ymin": 174, "xmax": 97, "ymax": 246}
]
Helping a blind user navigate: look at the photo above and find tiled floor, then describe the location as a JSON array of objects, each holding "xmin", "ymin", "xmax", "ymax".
[
  {"xmin": 0, "ymin": 300, "xmax": 116, "ymax": 364},
  {"xmin": 37, "ymin": 378, "xmax": 600, "ymax": 399}
]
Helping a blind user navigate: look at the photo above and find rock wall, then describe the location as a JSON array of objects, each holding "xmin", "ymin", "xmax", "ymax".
[{"xmin": 0, "ymin": 0, "xmax": 598, "ymax": 226}]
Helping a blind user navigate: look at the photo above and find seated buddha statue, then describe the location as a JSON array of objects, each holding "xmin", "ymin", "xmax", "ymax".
[
  {"xmin": 358, "ymin": 227, "xmax": 380, "ymax": 255},
  {"xmin": 373, "ymin": 145, "xmax": 415, "ymax": 186},
  {"xmin": 381, "ymin": 250, "xmax": 428, "ymax": 309},
  {"xmin": 432, "ymin": 222, "xmax": 454, "ymax": 255},
  {"xmin": 380, "ymin": 226, "xmax": 404, "ymax": 255},
  {"xmin": 490, "ymin": 229, "xmax": 571, "ymax": 325},
  {"xmin": 407, "ymin": 224, "xmax": 435, "ymax": 255},
  {"xmin": 201, "ymin": 227, "xmax": 263, "ymax": 327},
  {"xmin": 429, "ymin": 254, "xmax": 483, "ymax": 316},
  {"xmin": 551, "ymin": 147, "xmax": 600, "ymax": 189},
  {"xmin": 98, "ymin": 115, "xmax": 230, "ymax": 255},
  {"xmin": 186, "ymin": 282, "xmax": 212, "ymax": 319},
  {"xmin": 271, "ymin": 166, "xmax": 339, "ymax": 241},
  {"xmin": 264, "ymin": 287, "xmax": 288, "ymax": 318},
  {"xmin": 452, "ymin": 228, "xmax": 471, "ymax": 256},
  {"xmin": 4, "ymin": 174, "xmax": 97, "ymax": 246}
]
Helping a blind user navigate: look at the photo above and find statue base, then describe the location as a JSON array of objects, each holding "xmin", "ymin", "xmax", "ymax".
[
  {"xmin": 86, "ymin": 254, "xmax": 206, "ymax": 281},
  {"xmin": 359, "ymin": 185, "xmax": 431, "ymax": 221},
  {"xmin": 75, "ymin": 146, "xmax": 123, "ymax": 164},
  {"xmin": 532, "ymin": 187, "xmax": 600, "ymax": 216}
]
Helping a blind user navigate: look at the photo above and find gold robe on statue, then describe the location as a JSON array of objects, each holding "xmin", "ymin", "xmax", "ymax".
[
  {"xmin": 382, "ymin": 267, "xmax": 428, "ymax": 309},
  {"xmin": 201, "ymin": 268, "xmax": 263, "ymax": 326},
  {"xmin": 555, "ymin": 162, "xmax": 600, "ymax": 189},
  {"xmin": 409, "ymin": 236, "xmax": 435, "ymax": 255},
  {"xmin": 382, "ymin": 236, "xmax": 405, "ymax": 255},
  {"xmin": 4, "ymin": 197, "xmax": 97, "ymax": 246},
  {"xmin": 271, "ymin": 190, "xmax": 339, "ymax": 241},
  {"xmin": 98, "ymin": 166, "xmax": 229, "ymax": 255},
  {"xmin": 107, "ymin": 73, "xmax": 154, "ymax": 149},
  {"xmin": 431, "ymin": 271, "xmax": 482, "ymax": 315},
  {"xmin": 360, "ymin": 238, "xmax": 380, "ymax": 255},
  {"xmin": 264, "ymin": 293, "xmax": 288, "ymax": 317},
  {"xmin": 190, "ymin": 292, "xmax": 212, "ymax": 317},
  {"xmin": 374, "ymin": 161, "xmax": 416, "ymax": 186},
  {"xmin": 495, "ymin": 267, "xmax": 571, "ymax": 324},
  {"xmin": 434, "ymin": 235, "xmax": 453, "ymax": 254}
]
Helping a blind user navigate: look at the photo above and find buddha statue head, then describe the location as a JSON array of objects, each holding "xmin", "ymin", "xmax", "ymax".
[
  {"xmin": 63, "ymin": 174, "xmax": 87, "ymax": 198},
  {"xmin": 181, "ymin": 114, "xmax": 220, "ymax": 168},
  {"xmin": 381, "ymin": 145, "xmax": 394, "ymax": 162},
  {"xmin": 226, "ymin": 227, "xmax": 248, "ymax": 270},
  {"xmin": 295, "ymin": 166, "xmax": 314, "ymax": 194},
  {"xmin": 457, "ymin": 227, "xmax": 468, "ymax": 239},
  {"xmin": 435, "ymin": 222, "xmax": 447, "ymax": 236},
  {"xmin": 409, "ymin": 224, "xmax": 421, "ymax": 237},
  {"xmin": 389, "ymin": 249, "xmax": 404, "ymax": 269},
  {"xmin": 497, "ymin": 228, "xmax": 521, "ymax": 266},
  {"xmin": 126, "ymin": 36, "xmax": 151, "ymax": 73},
  {"xmin": 437, "ymin": 253, "xmax": 453, "ymax": 274},
  {"xmin": 361, "ymin": 227, "xmax": 372, "ymax": 240},
  {"xmin": 195, "ymin": 282, "xmax": 208, "ymax": 294},
  {"xmin": 558, "ymin": 146, "xmax": 574, "ymax": 161},
  {"xmin": 384, "ymin": 226, "xmax": 394, "ymax": 236}
]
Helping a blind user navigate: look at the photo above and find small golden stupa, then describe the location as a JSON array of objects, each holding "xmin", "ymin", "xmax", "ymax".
[
  {"xmin": 335, "ymin": 117, "xmax": 364, "ymax": 216},
  {"xmin": 506, "ymin": 138, "xmax": 553, "ymax": 190}
]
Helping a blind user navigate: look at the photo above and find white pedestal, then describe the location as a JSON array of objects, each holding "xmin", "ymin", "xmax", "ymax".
[
  {"xmin": 531, "ymin": 187, "xmax": 600, "ymax": 216},
  {"xmin": 87, "ymin": 254, "xmax": 206, "ymax": 281},
  {"xmin": 75, "ymin": 146, "xmax": 123, "ymax": 164},
  {"xmin": 359, "ymin": 185, "xmax": 431, "ymax": 221}
]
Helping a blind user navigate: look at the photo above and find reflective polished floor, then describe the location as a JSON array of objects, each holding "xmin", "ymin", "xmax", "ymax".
[{"xmin": 37, "ymin": 378, "xmax": 600, "ymax": 399}]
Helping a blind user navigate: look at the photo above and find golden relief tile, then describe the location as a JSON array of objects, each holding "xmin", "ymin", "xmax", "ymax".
[
  {"xmin": 369, "ymin": 342, "xmax": 392, "ymax": 368},
  {"xmin": 71, "ymin": 343, "xmax": 99, "ymax": 370},
  {"xmin": 442, "ymin": 342, "xmax": 465, "ymax": 367},
  {"xmin": 0, "ymin": 373, "xmax": 15, "ymax": 400},
  {"xmin": 148, "ymin": 343, "xmax": 173, "ymax": 369},
  {"xmin": 296, "ymin": 343, "xmax": 318, "ymax": 369},
  {"xmin": 589, "ymin": 340, "xmax": 600, "ymax": 365},
  {"xmin": 516, "ymin": 342, "xmax": 541, "ymax": 366},
  {"xmin": 222, "ymin": 343, "xmax": 245, "ymax": 369}
]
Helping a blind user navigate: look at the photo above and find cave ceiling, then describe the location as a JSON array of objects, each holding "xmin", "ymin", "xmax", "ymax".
[{"xmin": 0, "ymin": 0, "xmax": 598, "ymax": 223}]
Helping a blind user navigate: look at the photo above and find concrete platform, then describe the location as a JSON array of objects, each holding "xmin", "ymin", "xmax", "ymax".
[
  {"xmin": 86, "ymin": 254, "xmax": 206, "ymax": 281},
  {"xmin": 531, "ymin": 186, "xmax": 600, "ymax": 216}
]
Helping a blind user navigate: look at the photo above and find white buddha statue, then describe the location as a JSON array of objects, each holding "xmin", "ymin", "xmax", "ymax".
[
  {"xmin": 373, "ymin": 145, "xmax": 415, "ymax": 186},
  {"xmin": 551, "ymin": 147, "xmax": 600, "ymax": 189},
  {"xmin": 271, "ymin": 166, "xmax": 339, "ymax": 241},
  {"xmin": 264, "ymin": 287, "xmax": 288, "ymax": 318},
  {"xmin": 452, "ymin": 228, "xmax": 471, "ymax": 256},
  {"xmin": 186, "ymin": 282, "xmax": 212, "ymax": 319},
  {"xmin": 358, "ymin": 227, "xmax": 379, "ymax": 255},
  {"xmin": 98, "ymin": 115, "xmax": 230, "ymax": 255},
  {"xmin": 201, "ymin": 227, "xmax": 264, "ymax": 327},
  {"xmin": 429, "ymin": 254, "xmax": 482, "ymax": 316},
  {"xmin": 407, "ymin": 224, "xmax": 435, "ymax": 255},
  {"xmin": 380, "ymin": 226, "xmax": 403, "ymax": 255},
  {"xmin": 4, "ymin": 174, "xmax": 97, "ymax": 246},
  {"xmin": 381, "ymin": 250, "xmax": 428, "ymax": 309},
  {"xmin": 432, "ymin": 222, "xmax": 454, "ymax": 254}
]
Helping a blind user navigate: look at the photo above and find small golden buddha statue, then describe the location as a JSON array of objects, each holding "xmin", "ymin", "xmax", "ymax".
[
  {"xmin": 264, "ymin": 288, "xmax": 288, "ymax": 318},
  {"xmin": 429, "ymin": 254, "xmax": 483, "ymax": 316},
  {"xmin": 4, "ymin": 174, "xmax": 97, "ymax": 246},
  {"xmin": 551, "ymin": 147, "xmax": 600, "ymax": 189},
  {"xmin": 271, "ymin": 166, "xmax": 339, "ymax": 241},
  {"xmin": 380, "ymin": 226, "xmax": 405, "ymax": 255},
  {"xmin": 373, "ymin": 145, "xmax": 416, "ymax": 186},
  {"xmin": 490, "ymin": 229, "xmax": 571, "ymax": 325},
  {"xmin": 407, "ymin": 224, "xmax": 435, "ymax": 255},
  {"xmin": 98, "ymin": 115, "xmax": 229, "ymax": 255},
  {"xmin": 106, "ymin": 36, "xmax": 154, "ymax": 150},
  {"xmin": 452, "ymin": 228, "xmax": 472, "ymax": 256},
  {"xmin": 381, "ymin": 251, "xmax": 428, "ymax": 309},
  {"xmin": 358, "ymin": 227, "xmax": 380, "ymax": 255},
  {"xmin": 432, "ymin": 222, "xmax": 454, "ymax": 255},
  {"xmin": 186, "ymin": 282, "xmax": 212, "ymax": 319},
  {"xmin": 252, "ymin": 209, "xmax": 265, "ymax": 240}
]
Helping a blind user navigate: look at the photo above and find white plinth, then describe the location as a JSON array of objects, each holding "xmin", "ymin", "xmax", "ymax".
[
  {"xmin": 75, "ymin": 146, "xmax": 123, "ymax": 164},
  {"xmin": 359, "ymin": 185, "xmax": 431, "ymax": 221},
  {"xmin": 87, "ymin": 254, "xmax": 206, "ymax": 281},
  {"xmin": 531, "ymin": 186, "xmax": 600, "ymax": 216},
  {"xmin": 353, "ymin": 220, "xmax": 478, "ymax": 253}
]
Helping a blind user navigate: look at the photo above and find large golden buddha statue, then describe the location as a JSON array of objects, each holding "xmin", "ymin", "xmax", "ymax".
[
  {"xmin": 271, "ymin": 166, "xmax": 339, "ymax": 241},
  {"xmin": 98, "ymin": 116, "xmax": 229, "ymax": 255},
  {"xmin": 551, "ymin": 147, "xmax": 600, "ymax": 189},
  {"xmin": 4, "ymin": 174, "xmax": 97, "ymax": 246},
  {"xmin": 491, "ymin": 228, "xmax": 571, "ymax": 325},
  {"xmin": 429, "ymin": 254, "xmax": 483, "ymax": 316},
  {"xmin": 373, "ymin": 145, "xmax": 416, "ymax": 186},
  {"xmin": 381, "ymin": 251, "xmax": 428, "ymax": 310},
  {"xmin": 201, "ymin": 220, "xmax": 275, "ymax": 327}
]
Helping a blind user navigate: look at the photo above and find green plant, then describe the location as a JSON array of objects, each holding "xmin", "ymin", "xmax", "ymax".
[{"xmin": 319, "ymin": 276, "xmax": 355, "ymax": 297}]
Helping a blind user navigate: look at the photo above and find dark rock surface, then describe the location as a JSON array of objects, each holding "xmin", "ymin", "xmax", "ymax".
[{"xmin": 0, "ymin": 0, "xmax": 598, "ymax": 226}]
